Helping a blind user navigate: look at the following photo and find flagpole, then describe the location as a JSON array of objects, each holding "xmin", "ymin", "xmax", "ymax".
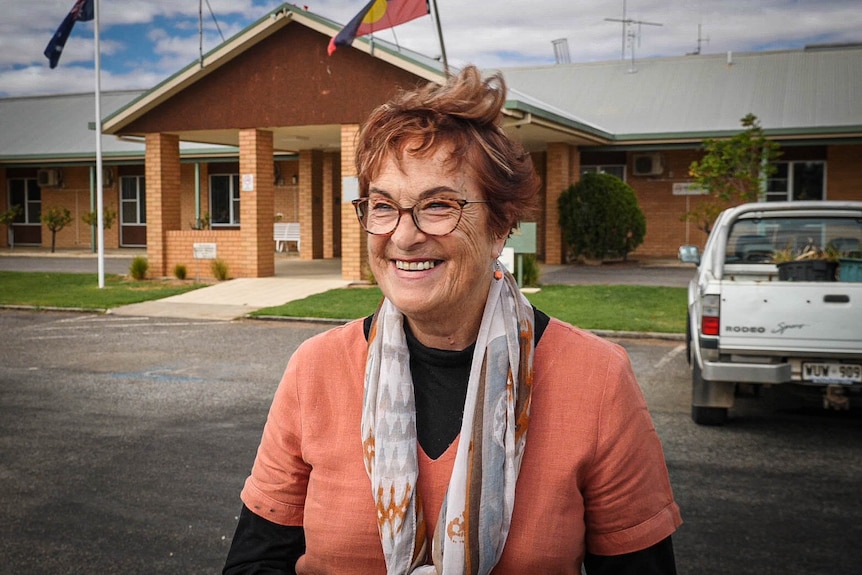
[
  {"xmin": 93, "ymin": 0, "xmax": 105, "ymax": 288},
  {"xmin": 430, "ymin": 0, "xmax": 448, "ymax": 75}
]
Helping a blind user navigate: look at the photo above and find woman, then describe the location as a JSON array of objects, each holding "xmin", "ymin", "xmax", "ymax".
[{"xmin": 224, "ymin": 66, "xmax": 682, "ymax": 574}]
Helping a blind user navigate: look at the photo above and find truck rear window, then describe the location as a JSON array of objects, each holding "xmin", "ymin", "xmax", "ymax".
[{"xmin": 726, "ymin": 216, "xmax": 862, "ymax": 263}]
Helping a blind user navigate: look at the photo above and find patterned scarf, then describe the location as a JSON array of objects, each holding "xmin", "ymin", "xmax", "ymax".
[{"xmin": 362, "ymin": 269, "xmax": 535, "ymax": 575}]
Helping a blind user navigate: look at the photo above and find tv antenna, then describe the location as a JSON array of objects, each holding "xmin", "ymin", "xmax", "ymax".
[
  {"xmin": 605, "ymin": 0, "xmax": 663, "ymax": 72},
  {"xmin": 687, "ymin": 23, "xmax": 710, "ymax": 55}
]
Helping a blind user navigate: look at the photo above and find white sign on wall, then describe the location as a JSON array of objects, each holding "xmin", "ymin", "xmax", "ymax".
[
  {"xmin": 241, "ymin": 174, "xmax": 255, "ymax": 192},
  {"xmin": 672, "ymin": 182, "xmax": 708, "ymax": 196}
]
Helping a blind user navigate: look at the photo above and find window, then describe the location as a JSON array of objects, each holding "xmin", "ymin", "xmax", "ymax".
[
  {"xmin": 766, "ymin": 161, "xmax": 825, "ymax": 202},
  {"xmin": 210, "ymin": 174, "xmax": 240, "ymax": 226},
  {"xmin": 725, "ymin": 215, "xmax": 862, "ymax": 264},
  {"xmin": 7, "ymin": 178, "xmax": 41, "ymax": 223},
  {"xmin": 120, "ymin": 176, "xmax": 146, "ymax": 224},
  {"xmin": 582, "ymin": 165, "xmax": 626, "ymax": 181}
]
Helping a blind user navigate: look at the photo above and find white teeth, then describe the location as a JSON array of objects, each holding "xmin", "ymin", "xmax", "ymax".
[{"xmin": 395, "ymin": 260, "xmax": 437, "ymax": 271}]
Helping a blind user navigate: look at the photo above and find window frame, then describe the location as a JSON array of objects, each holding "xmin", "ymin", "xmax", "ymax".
[
  {"xmin": 120, "ymin": 175, "xmax": 147, "ymax": 225},
  {"xmin": 209, "ymin": 173, "xmax": 241, "ymax": 227},
  {"xmin": 765, "ymin": 160, "xmax": 827, "ymax": 202},
  {"xmin": 7, "ymin": 177, "xmax": 41, "ymax": 224},
  {"xmin": 581, "ymin": 164, "xmax": 627, "ymax": 181}
]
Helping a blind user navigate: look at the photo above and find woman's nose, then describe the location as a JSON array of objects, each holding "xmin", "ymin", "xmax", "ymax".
[{"xmin": 390, "ymin": 209, "xmax": 426, "ymax": 247}]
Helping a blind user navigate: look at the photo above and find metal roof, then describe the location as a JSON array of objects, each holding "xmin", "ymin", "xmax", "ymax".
[
  {"xmin": 0, "ymin": 91, "xmax": 235, "ymax": 165},
  {"xmin": 0, "ymin": 91, "xmax": 146, "ymax": 163},
  {"xmin": 2, "ymin": 2, "xmax": 860, "ymax": 164},
  {"xmin": 497, "ymin": 44, "xmax": 862, "ymax": 142}
]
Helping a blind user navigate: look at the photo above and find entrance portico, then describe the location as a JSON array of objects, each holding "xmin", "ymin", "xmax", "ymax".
[{"xmin": 103, "ymin": 10, "xmax": 443, "ymax": 281}]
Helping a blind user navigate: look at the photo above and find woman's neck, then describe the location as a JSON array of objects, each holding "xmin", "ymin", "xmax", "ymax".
[{"xmin": 404, "ymin": 304, "xmax": 484, "ymax": 351}]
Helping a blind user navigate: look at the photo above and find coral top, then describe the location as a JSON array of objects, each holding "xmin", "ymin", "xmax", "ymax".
[{"xmin": 241, "ymin": 317, "xmax": 682, "ymax": 574}]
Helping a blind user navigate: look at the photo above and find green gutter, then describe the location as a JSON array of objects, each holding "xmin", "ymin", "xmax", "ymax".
[{"xmin": 504, "ymin": 99, "xmax": 614, "ymax": 142}]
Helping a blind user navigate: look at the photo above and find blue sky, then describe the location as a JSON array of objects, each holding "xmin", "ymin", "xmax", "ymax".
[{"xmin": 1, "ymin": 0, "xmax": 860, "ymax": 97}]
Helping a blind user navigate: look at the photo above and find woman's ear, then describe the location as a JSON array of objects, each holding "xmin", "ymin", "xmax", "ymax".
[{"xmin": 492, "ymin": 234, "xmax": 507, "ymax": 259}]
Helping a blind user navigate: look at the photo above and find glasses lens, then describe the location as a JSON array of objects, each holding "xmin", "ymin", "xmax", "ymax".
[
  {"xmin": 354, "ymin": 197, "xmax": 466, "ymax": 236},
  {"xmin": 361, "ymin": 197, "xmax": 399, "ymax": 235},
  {"xmin": 415, "ymin": 198, "xmax": 463, "ymax": 236}
]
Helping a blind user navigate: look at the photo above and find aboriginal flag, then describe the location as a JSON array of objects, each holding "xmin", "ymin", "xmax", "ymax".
[
  {"xmin": 328, "ymin": 0, "xmax": 429, "ymax": 56},
  {"xmin": 44, "ymin": 0, "xmax": 95, "ymax": 68}
]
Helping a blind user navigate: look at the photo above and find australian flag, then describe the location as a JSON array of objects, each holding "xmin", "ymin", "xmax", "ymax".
[{"xmin": 44, "ymin": 0, "xmax": 95, "ymax": 69}]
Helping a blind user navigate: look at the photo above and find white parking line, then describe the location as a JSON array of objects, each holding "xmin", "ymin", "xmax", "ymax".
[{"xmin": 654, "ymin": 344, "xmax": 686, "ymax": 369}]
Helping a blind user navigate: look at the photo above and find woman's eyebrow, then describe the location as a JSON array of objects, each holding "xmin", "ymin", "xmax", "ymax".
[
  {"xmin": 418, "ymin": 186, "xmax": 461, "ymax": 199},
  {"xmin": 367, "ymin": 186, "xmax": 393, "ymax": 199},
  {"xmin": 367, "ymin": 185, "xmax": 461, "ymax": 199}
]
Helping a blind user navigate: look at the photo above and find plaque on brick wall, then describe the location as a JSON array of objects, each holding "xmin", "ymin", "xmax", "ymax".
[
  {"xmin": 241, "ymin": 174, "xmax": 254, "ymax": 192},
  {"xmin": 193, "ymin": 242, "xmax": 217, "ymax": 260}
]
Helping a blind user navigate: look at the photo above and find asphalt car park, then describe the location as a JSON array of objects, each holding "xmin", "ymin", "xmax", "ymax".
[{"xmin": 1, "ymin": 309, "xmax": 860, "ymax": 574}]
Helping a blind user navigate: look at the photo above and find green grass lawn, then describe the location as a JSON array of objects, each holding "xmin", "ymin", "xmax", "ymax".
[
  {"xmin": 252, "ymin": 284, "xmax": 687, "ymax": 333},
  {"xmin": 0, "ymin": 271, "xmax": 687, "ymax": 333},
  {"xmin": 0, "ymin": 271, "xmax": 207, "ymax": 310}
]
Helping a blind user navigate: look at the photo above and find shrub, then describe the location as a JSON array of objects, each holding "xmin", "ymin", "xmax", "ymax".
[
  {"xmin": 173, "ymin": 263, "xmax": 188, "ymax": 280},
  {"xmin": 558, "ymin": 173, "xmax": 646, "ymax": 262},
  {"xmin": 129, "ymin": 256, "xmax": 149, "ymax": 280},
  {"xmin": 211, "ymin": 258, "xmax": 229, "ymax": 281},
  {"xmin": 520, "ymin": 253, "xmax": 541, "ymax": 287}
]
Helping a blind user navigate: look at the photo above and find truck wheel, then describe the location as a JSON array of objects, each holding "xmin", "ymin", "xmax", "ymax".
[
  {"xmin": 691, "ymin": 359, "xmax": 728, "ymax": 425},
  {"xmin": 691, "ymin": 405, "xmax": 728, "ymax": 426}
]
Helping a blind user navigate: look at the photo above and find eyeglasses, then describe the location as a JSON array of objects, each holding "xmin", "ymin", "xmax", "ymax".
[{"xmin": 352, "ymin": 196, "xmax": 489, "ymax": 236}]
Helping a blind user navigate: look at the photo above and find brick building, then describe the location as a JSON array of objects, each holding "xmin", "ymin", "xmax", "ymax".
[{"xmin": 2, "ymin": 5, "xmax": 860, "ymax": 280}]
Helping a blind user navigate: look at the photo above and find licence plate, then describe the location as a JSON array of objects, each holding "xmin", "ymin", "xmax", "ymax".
[{"xmin": 802, "ymin": 362, "xmax": 862, "ymax": 384}]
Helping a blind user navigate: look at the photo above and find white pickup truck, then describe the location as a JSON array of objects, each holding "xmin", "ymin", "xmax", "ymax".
[{"xmin": 679, "ymin": 201, "xmax": 862, "ymax": 425}]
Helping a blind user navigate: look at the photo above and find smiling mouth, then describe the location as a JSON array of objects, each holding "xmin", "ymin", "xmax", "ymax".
[{"xmin": 395, "ymin": 260, "xmax": 440, "ymax": 271}]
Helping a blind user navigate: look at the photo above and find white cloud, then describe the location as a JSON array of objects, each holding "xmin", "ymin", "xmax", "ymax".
[{"xmin": 1, "ymin": 0, "xmax": 860, "ymax": 97}]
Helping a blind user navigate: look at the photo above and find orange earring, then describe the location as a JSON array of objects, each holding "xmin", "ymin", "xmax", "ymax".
[{"xmin": 493, "ymin": 260, "xmax": 504, "ymax": 280}]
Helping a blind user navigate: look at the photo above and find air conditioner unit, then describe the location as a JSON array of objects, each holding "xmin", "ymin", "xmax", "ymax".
[
  {"xmin": 632, "ymin": 153, "xmax": 663, "ymax": 176},
  {"xmin": 37, "ymin": 168, "xmax": 61, "ymax": 187}
]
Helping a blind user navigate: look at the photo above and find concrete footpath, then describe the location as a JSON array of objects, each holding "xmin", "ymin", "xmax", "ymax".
[{"xmin": 0, "ymin": 248, "xmax": 693, "ymax": 323}]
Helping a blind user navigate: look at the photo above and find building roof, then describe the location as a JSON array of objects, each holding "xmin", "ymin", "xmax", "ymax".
[
  {"xmin": 0, "ymin": 91, "xmax": 235, "ymax": 166},
  {"xmin": 2, "ymin": 4, "xmax": 861, "ymax": 165},
  {"xmin": 498, "ymin": 43, "xmax": 862, "ymax": 144}
]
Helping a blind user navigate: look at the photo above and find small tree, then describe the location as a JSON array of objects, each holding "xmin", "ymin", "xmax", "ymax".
[
  {"xmin": 0, "ymin": 204, "xmax": 22, "ymax": 249},
  {"xmin": 686, "ymin": 113, "xmax": 781, "ymax": 234},
  {"xmin": 558, "ymin": 173, "xmax": 646, "ymax": 262},
  {"xmin": 82, "ymin": 207, "xmax": 117, "ymax": 250},
  {"xmin": 82, "ymin": 207, "xmax": 117, "ymax": 230},
  {"xmin": 40, "ymin": 207, "xmax": 73, "ymax": 253}
]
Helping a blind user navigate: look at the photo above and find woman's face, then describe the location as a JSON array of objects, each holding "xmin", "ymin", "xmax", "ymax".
[{"xmin": 366, "ymin": 146, "xmax": 506, "ymax": 343}]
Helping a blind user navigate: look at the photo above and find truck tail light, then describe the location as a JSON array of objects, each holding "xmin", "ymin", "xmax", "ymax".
[{"xmin": 702, "ymin": 295, "xmax": 720, "ymax": 336}]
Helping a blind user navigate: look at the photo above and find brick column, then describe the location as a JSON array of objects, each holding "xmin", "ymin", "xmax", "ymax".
[
  {"xmin": 145, "ymin": 133, "xmax": 181, "ymax": 276},
  {"xmin": 322, "ymin": 152, "xmax": 341, "ymax": 258},
  {"xmin": 239, "ymin": 128, "xmax": 274, "ymax": 277},
  {"xmin": 339, "ymin": 124, "xmax": 365, "ymax": 282},
  {"xmin": 298, "ymin": 150, "xmax": 324, "ymax": 260},
  {"xmin": 544, "ymin": 142, "xmax": 580, "ymax": 265}
]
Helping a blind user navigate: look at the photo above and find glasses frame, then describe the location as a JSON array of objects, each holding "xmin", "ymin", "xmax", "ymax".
[{"xmin": 351, "ymin": 196, "xmax": 489, "ymax": 237}]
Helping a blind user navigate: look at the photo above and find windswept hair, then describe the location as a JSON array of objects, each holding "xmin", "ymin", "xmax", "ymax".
[{"xmin": 355, "ymin": 65, "xmax": 540, "ymax": 237}]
